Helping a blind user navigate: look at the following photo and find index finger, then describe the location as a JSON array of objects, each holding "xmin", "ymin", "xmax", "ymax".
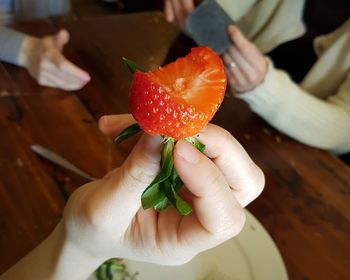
[
  {"xmin": 228, "ymin": 25, "xmax": 264, "ymax": 69},
  {"xmin": 173, "ymin": 140, "xmax": 245, "ymax": 250},
  {"xmin": 198, "ymin": 124, "xmax": 265, "ymax": 207}
]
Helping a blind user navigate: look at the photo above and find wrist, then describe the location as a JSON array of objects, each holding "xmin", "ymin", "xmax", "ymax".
[
  {"xmin": 18, "ymin": 36, "xmax": 41, "ymax": 68},
  {"xmin": 0, "ymin": 221, "xmax": 106, "ymax": 280},
  {"xmin": 52, "ymin": 221, "xmax": 106, "ymax": 280}
]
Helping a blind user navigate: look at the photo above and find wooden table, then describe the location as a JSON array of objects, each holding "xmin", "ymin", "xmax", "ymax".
[{"xmin": 0, "ymin": 13, "xmax": 349, "ymax": 280}]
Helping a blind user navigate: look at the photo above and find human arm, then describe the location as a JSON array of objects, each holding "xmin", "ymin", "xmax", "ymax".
[
  {"xmin": 0, "ymin": 221, "xmax": 104, "ymax": 280},
  {"xmin": 0, "ymin": 27, "xmax": 26, "ymax": 65},
  {"xmin": 18, "ymin": 29, "xmax": 90, "ymax": 91},
  {"xmin": 223, "ymin": 25, "xmax": 350, "ymax": 154},
  {"xmin": 0, "ymin": 27, "xmax": 90, "ymax": 91}
]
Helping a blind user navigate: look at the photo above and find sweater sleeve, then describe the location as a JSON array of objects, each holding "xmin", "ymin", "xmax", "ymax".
[
  {"xmin": 237, "ymin": 59, "xmax": 350, "ymax": 154},
  {"xmin": 0, "ymin": 27, "xmax": 26, "ymax": 66}
]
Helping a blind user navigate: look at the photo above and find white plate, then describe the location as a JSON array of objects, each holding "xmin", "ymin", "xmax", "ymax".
[{"xmin": 91, "ymin": 210, "xmax": 288, "ymax": 280}]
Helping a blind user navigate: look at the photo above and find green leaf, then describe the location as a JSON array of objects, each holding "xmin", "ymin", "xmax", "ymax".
[
  {"xmin": 141, "ymin": 139, "xmax": 174, "ymax": 209},
  {"xmin": 170, "ymin": 167, "xmax": 178, "ymax": 185},
  {"xmin": 154, "ymin": 195, "xmax": 169, "ymax": 211},
  {"xmin": 106, "ymin": 263, "xmax": 114, "ymax": 280},
  {"xmin": 161, "ymin": 179, "xmax": 192, "ymax": 215},
  {"xmin": 109, "ymin": 263, "xmax": 126, "ymax": 272},
  {"xmin": 170, "ymin": 167, "xmax": 184, "ymax": 193},
  {"xmin": 173, "ymin": 175, "xmax": 184, "ymax": 193},
  {"xmin": 141, "ymin": 183, "xmax": 166, "ymax": 209},
  {"xmin": 154, "ymin": 168, "xmax": 183, "ymax": 212},
  {"xmin": 95, "ymin": 264, "xmax": 107, "ymax": 280},
  {"xmin": 114, "ymin": 123, "xmax": 142, "ymax": 144},
  {"xmin": 160, "ymin": 139, "xmax": 175, "ymax": 177},
  {"xmin": 186, "ymin": 137, "xmax": 206, "ymax": 153},
  {"xmin": 122, "ymin": 57, "xmax": 147, "ymax": 74}
]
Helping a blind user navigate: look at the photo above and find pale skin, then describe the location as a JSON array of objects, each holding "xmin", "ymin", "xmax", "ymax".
[
  {"xmin": 164, "ymin": 1, "xmax": 267, "ymax": 93},
  {"xmin": 18, "ymin": 29, "xmax": 91, "ymax": 91},
  {"xmin": 1, "ymin": 114, "xmax": 264, "ymax": 280}
]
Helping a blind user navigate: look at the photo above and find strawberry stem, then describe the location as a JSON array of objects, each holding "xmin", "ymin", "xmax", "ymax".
[
  {"xmin": 185, "ymin": 137, "xmax": 206, "ymax": 153},
  {"xmin": 141, "ymin": 139, "xmax": 174, "ymax": 209},
  {"xmin": 114, "ymin": 125, "xmax": 206, "ymax": 215}
]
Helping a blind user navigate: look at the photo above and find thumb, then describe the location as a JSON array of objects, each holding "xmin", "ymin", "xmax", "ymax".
[
  {"xmin": 98, "ymin": 114, "xmax": 136, "ymax": 138},
  {"xmin": 104, "ymin": 134, "xmax": 162, "ymax": 224},
  {"xmin": 55, "ymin": 29, "xmax": 70, "ymax": 50}
]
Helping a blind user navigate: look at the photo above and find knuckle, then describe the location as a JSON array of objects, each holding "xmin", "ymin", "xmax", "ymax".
[
  {"xmin": 65, "ymin": 183, "xmax": 104, "ymax": 229},
  {"xmin": 85, "ymin": 207, "xmax": 105, "ymax": 230},
  {"xmin": 234, "ymin": 85, "xmax": 245, "ymax": 93},
  {"xmin": 216, "ymin": 128, "xmax": 239, "ymax": 154},
  {"xmin": 214, "ymin": 126, "xmax": 235, "ymax": 147},
  {"xmin": 83, "ymin": 198, "xmax": 101, "ymax": 228},
  {"xmin": 217, "ymin": 207, "xmax": 246, "ymax": 240},
  {"xmin": 247, "ymin": 73, "xmax": 258, "ymax": 84},
  {"xmin": 205, "ymin": 169, "xmax": 223, "ymax": 189},
  {"xmin": 121, "ymin": 157, "xmax": 157, "ymax": 188}
]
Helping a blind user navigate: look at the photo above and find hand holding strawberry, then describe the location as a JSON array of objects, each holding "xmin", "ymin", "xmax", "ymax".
[
  {"xmin": 117, "ymin": 46, "xmax": 227, "ymax": 214},
  {"xmin": 1, "ymin": 47, "xmax": 265, "ymax": 280}
]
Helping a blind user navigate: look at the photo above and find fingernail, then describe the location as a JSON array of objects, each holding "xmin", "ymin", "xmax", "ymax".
[
  {"xmin": 84, "ymin": 74, "xmax": 91, "ymax": 82},
  {"xmin": 176, "ymin": 140, "xmax": 199, "ymax": 164}
]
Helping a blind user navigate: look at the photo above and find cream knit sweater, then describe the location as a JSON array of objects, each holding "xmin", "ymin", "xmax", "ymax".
[{"xmin": 218, "ymin": 0, "xmax": 350, "ymax": 154}]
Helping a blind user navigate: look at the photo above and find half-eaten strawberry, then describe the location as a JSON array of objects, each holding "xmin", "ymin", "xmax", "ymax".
[{"xmin": 116, "ymin": 46, "xmax": 227, "ymax": 215}]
